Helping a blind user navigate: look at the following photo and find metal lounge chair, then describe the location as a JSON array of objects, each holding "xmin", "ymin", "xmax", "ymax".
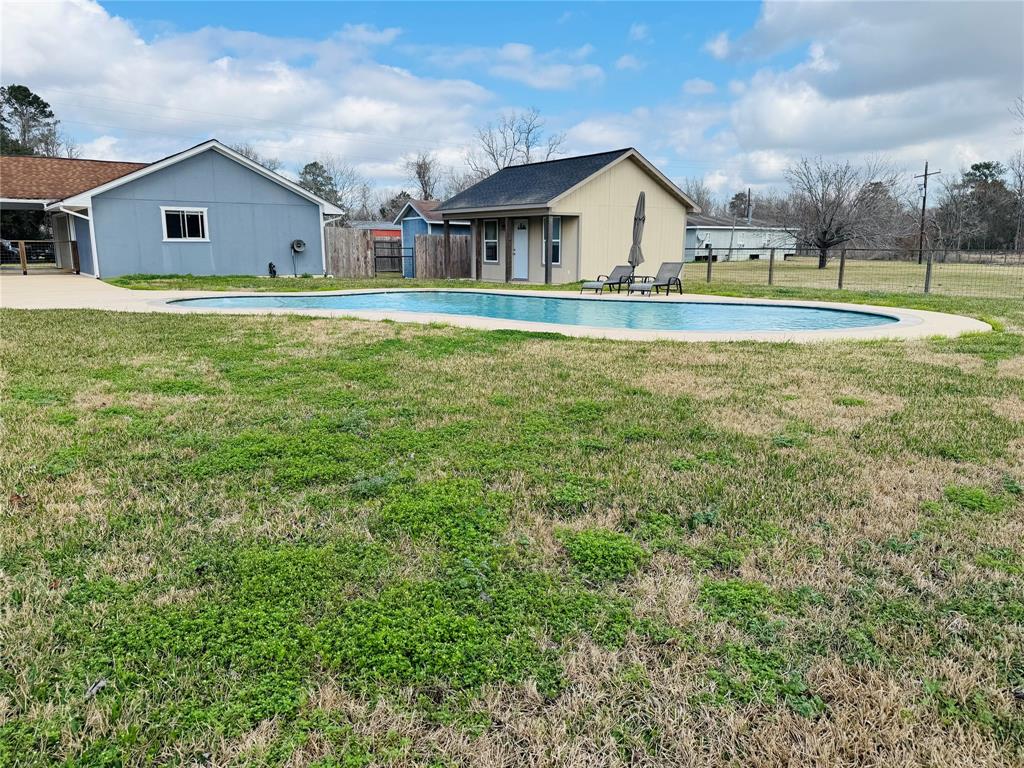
[
  {"xmin": 580, "ymin": 264, "xmax": 633, "ymax": 294},
  {"xmin": 627, "ymin": 262, "xmax": 684, "ymax": 295}
]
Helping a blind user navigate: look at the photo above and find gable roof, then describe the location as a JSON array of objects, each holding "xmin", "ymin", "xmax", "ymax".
[
  {"xmin": 0, "ymin": 155, "xmax": 149, "ymax": 202},
  {"xmin": 393, "ymin": 198, "xmax": 442, "ymax": 224},
  {"xmin": 687, "ymin": 213, "xmax": 791, "ymax": 230},
  {"xmin": 436, "ymin": 148, "xmax": 699, "ymax": 214},
  {"xmin": 44, "ymin": 139, "xmax": 344, "ymax": 214}
]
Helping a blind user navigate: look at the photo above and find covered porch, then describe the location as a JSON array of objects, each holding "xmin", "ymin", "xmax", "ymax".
[{"xmin": 440, "ymin": 212, "xmax": 580, "ymax": 285}]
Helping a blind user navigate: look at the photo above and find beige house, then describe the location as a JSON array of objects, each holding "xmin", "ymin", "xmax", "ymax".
[{"xmin": 436, "ymin": 148, "xmax": 699, "ymax": 284}]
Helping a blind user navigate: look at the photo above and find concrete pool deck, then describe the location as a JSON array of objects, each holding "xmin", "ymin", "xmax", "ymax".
[{"xmin": 0, "ymin": 273, "xmax": 991, "ymax": 343}]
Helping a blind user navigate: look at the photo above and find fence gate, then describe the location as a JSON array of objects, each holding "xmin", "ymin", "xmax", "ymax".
[{"xmin": 373, "ymin": 240, "xmax": 409, "ymax": 276}]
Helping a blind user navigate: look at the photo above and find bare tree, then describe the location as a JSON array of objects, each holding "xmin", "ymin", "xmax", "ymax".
[
  {"xmin": 441, "ymin": 167, "xmax": 487, "ymax": 200},
  {"xmin": 230, "ymin": 142, "xmax": 283, "ymax": 172},
  {"xmin": 467, "ymin": 108, "xmax": 565, "ymax": 176},
  {"xmin": 1012, "ymin": 94, "xmax": 1024, "ymax": 136},
  {"xmin": 680, "ymin": 177, "xmax": 715, "ymax": 214},
  {"xmin": 319, "ymin": 154, "xmax": 369, "ymax": 216},
  {"xmin": 784, "ymin": 156, "xmax": 904, "ymax": 267},
  {"xmin": 1008, "ymin": 149, "xmax": 1024, "ymax": 252},
  {"xmin": 404, "ymin": 151, "xmax": 441, "ymax": 200}
]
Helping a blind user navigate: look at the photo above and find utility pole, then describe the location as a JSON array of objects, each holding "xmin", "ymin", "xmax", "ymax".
[
  {"xmin": 915, "ymin": 161, "xmax": 941, "ymax": 264},
  {"xmin": 746, "ymin": 187, "xmax": 752, "ymax": 224}
]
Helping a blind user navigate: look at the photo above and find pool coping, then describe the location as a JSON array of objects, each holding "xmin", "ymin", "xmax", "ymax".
[{"xmin": 158, "ymin": 287, "xmax": 991, "ymax": 343}]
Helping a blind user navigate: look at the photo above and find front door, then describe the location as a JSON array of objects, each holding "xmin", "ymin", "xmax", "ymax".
[{"xmin": 512, "ymin": 219, "xmax": 529, "ymax": 280}]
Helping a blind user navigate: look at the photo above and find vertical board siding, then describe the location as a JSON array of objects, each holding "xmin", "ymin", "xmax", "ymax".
[{"xmin": 414, "ymin": 234, "xmax": 471, "ymax": 278}]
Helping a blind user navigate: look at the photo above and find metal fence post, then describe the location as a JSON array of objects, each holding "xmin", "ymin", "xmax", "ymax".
[
  {"xmin": 837, "ymin": 248, "xmax": 847, "ymax": 289},
  {"xmin": 768, "ymin": 248, "xmax": 775, "ymax": 286},
  {"xmin": 924, "ymin": 247, "xmax": 934, "ymax": 294},
  {"xmin": 706, "ymin": 250, "xmax": 713, "ymax": 283}
]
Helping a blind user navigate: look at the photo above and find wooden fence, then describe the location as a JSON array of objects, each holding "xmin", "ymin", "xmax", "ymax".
[
  {"xmin": 324, "ymin": 226, "xmax": 374, "ymax": 277},
  {"xmin": 414, "ymin": 234, "xmax": 471, "ymax": 279}
]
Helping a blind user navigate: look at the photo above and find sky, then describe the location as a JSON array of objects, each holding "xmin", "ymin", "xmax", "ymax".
[{"xmin": 2, "ymin": 0, "xmax": 1022, "ymax": 200}]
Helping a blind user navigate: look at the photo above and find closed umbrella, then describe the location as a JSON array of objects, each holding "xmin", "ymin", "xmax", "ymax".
[{"xmin": 628, "ymin": 191, "xmax": 645, "ymax": 272}]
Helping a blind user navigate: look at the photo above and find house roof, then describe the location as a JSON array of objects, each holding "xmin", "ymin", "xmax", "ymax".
[
  {"xmin": 436, "ymin": 148, "xmax": 698, "ymax": 215},
  {"xmin": 392, "ymin": 198, "xmax": 443, "ymax": 224},
  {"xmin": 44, "ymin": 139, "xmax": 344, "ymax": 215},
  {"xmin": 687, "ymin": 213, "xmax": 790, "ymax": 230},
  {"xmin": 0, "ymin": 155, "xmax": 149, "ymax": 201},
  {"xmin": 348, "ymin": 219, "xmax": 400, "ymax": 230},
  {"xmin": 392, "ymin": 198, "xmax": 471, "ymax": 226}
]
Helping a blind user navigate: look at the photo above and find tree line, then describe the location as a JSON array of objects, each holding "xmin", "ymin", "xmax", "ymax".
[{"xmin": 681, "ymin": 96, "xmax": 1024, "ymax": 264}]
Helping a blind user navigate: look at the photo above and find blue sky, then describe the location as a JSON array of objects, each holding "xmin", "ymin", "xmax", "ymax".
[{"xmin": 3, "ymin": 1, "xmax": 1021, "ymax": 199}]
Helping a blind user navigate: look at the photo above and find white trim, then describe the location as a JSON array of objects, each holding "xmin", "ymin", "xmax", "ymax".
[
  {"xmin": 87, "ymin": 205, "xmax": 101, "ymax": 278},
  {"xmin": 48, "ymin": 140, "xmax": 344, "ymax": 214},
  {"xmin": 541, "ymin": 215, "xmax": 562, "ymax": 267},
  {"xmin": 319, "ymin": 204, "xmax": 327, "ymax": 276},
  {"xmin": 393, "ymin": 200, "xmax": 469, "ymax": 226},
  {"xmin": 482, "ymin": 219, "xmax": 499, "ymax": 263},
  {"xmin": 160, "ymin": 206, "xmax": 210, "ymax": 242},
  {"xmin": 687, "ymin": 225, "xmax": 792, "ymax": 232},
  {"xmin": 0, "ymin": 197, "xmax": 49, "ymax": 206}
]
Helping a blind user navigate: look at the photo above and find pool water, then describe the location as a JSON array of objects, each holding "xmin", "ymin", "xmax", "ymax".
[{"xmin": 172, "ymin": 290, "xmax": 899, "ymax": 332}]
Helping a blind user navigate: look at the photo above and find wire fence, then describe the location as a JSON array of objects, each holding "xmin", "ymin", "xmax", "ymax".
[{"xmin": 682, "ymin": 247, "xmax": 1024, "ymax": 299}]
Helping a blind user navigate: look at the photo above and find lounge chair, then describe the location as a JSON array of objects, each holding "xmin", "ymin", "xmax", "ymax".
[
  {"xmin": 580, "ymin": 265, "xmax": 633, "ymax": 294},
  {"xmin": 627, "ymin": 262, "xmax": 684, "ymax": 295}
]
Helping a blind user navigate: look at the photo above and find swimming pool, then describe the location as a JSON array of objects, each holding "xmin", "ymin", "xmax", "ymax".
[{"xmin": 172, "ymin": 290, "xmax": 900, "ymax": 332}]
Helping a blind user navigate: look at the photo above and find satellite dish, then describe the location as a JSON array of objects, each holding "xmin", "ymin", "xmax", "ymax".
[{"xmin": 291, "ymin": 239, "xmax": 306, "ymax": 253}]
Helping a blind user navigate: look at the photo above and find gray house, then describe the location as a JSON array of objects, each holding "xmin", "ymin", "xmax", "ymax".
[
  {"xmin": 34, "ymin": 139, "xmax": 342, "ymax": 278},
  {"xmin": 685, "ymin": 213, "xmax": 796, "ymax": 262}
]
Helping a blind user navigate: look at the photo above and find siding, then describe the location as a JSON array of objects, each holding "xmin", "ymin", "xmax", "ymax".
[
  {"xmin": 473, "ymin": 216, "xmax": 579, "ymax": 283},
  {"xmin": 551, "ymin": 156, "xmax": 687, "ymax": 279},
  {"xmin": 684, "ymin": 227, "xmax": 797, "ymax": 261},
  {"xmin": 90, "ymin": 149, "xmax": 323, "ymax": 278}
]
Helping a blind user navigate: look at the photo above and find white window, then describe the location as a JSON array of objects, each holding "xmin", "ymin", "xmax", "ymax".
[
  {"xmin": 161, "ymin": 207, "xmax": 209, "ymax": 242},
  {"xmin": 482, "ymin": 219, "xmax": 498, "ymax": 263},
  {"xmin": 542, "ymin": 216, "xmax": 561, "ymax": 266}
]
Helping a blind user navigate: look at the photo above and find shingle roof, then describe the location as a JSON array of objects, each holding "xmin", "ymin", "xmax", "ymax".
[
  {"xmin": 687, "ymin": 213, "xmax": 789, "ymax": 229},
  {"xmin": 0, "ymin": 155, "xmax": 149, "ymax": 201},
  {"xmin": 407, "ymin": 199, "xmax": 443, "ymax": 223},
  {"xmin": 437, "ymin": 149, "xmax": 632, "ymax": 212}
]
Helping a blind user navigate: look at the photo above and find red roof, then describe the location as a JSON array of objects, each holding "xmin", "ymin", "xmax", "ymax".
[{"xmin": 0, "ymin": 155, "xmax": 149, "ymax": 201}]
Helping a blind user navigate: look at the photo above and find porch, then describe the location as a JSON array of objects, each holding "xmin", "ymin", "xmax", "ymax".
[{"xmin": 440, "ymin": 213, "xmax": 580, "ymax": 285}]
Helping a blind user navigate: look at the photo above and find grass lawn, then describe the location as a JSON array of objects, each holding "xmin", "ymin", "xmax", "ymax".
[{"xmin": 2, "ymin": 283, "xmax": 1023, "ymax": 766}]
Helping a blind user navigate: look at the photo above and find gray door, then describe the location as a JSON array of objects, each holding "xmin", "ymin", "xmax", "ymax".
[{"xmin": 512, "ymin": 219, "xmax": 529, "ymax": 280}]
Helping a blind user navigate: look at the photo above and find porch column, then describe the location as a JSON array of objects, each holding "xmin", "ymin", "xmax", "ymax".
[
  {"xmin": 468, "ymin": 220, "xmax": 477, "ymax": 280},
  {"xmin": 544, "ymin": 215, "xmax": 553, "ymax": 285},
  {"xmin": 473, "ymin": 220, "xmax": 483, "ymax": 280},
  {"xmin": 504, "ymin": 217, "xmax": 513, "ymax": 282},
  {"xmin": 442, "ymin": 220, "xmax": 451, "ymax": 279}
]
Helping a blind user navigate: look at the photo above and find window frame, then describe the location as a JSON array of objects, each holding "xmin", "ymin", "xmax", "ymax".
[
  {"xmin": 482, "ymin": 219, "xmax": 499, "ymax": 263},
  {"xmin": 160, "ymin": 206, "xmax": 210, "ymax": 243},
  {"xmin": 541, "ymin": 216, "xmax": 561, "ymax": 266}
]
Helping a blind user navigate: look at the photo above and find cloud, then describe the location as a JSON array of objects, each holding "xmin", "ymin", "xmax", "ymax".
[
  {"xmin": 428, "ymin": 42, "xmax": 603, "ymax": 90},
  {"xmin": 336, "ymin": 23, "xmax": 401, "ymax": 46},
  {"xmin": 574, "ymin": 1, "xmax": 1022, "ymax": 193},
  {"xmin": 0, "ymin": 1, "xmax": 488, "ymax": 185},
  {"xmin": 682, "ymin": 78, "xmax": 716, "ymax": 95},
  {"xmin": 615, "ymin": 55, "xmax": 644, "ymax": 72},
  {"xmin": 703, "ymin": 31, "xmax": 730, "ymax": 59},
  {"xmin": 629, "ymin": 23, "xmax": 649, "ymax": 42}
]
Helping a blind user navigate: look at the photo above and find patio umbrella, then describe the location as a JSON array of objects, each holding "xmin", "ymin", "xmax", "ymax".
[{"xmin": 628, "ymin": 191, "xmax": 646, "ymax": 271}]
